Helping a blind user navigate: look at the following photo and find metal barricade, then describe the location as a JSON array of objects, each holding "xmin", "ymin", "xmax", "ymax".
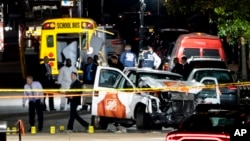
[
  {"xmin": 0, "ymin": 121, "xmax": 7, "ymax": 141},
  {"xmin": 0, "ymin": 120, "xmax": 24, "ymax": 141}
]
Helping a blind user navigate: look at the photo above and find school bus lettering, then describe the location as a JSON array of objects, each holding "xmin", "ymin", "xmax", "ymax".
[
  {"xmin": 57, "ymin": 23, "xmax": 70, "ymax": 28},
  {"xmin": 57, "ymin": 22, "xmax": 80, "ymax": 29},
  {"xmin": 72, "ymin": 22, "xmax": 80, "ymax": 28}
]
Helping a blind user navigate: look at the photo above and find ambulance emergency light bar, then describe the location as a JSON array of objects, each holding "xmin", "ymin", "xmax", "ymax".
[{"xmin": 42, "ymin": 22, "xmax": 94, "ymax": 29}]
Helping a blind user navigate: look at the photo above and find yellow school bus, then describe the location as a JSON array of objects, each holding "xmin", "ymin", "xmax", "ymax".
[{"xmin": 39, "ymin": 18, "xmax": 100, "ymax": 78}]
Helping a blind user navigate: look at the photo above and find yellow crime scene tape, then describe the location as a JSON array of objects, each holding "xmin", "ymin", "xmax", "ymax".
[{"xmin": 0, "ymin": 82, "xmax": 249, "ymax": 99}]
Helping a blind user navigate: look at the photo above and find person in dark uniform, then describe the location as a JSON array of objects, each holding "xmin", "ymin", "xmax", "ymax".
[
  {"xmin": 39, "ymin": 56, "xmax": 56, "ymax": 111},
  {"xmin": 83, "ymin": 57, "xmax": 98, "ymax": 85},
  {"xmin": 81, "ymin": 56, "xmax": 98, "ymax": 110},
  {"xmin": 67, "ymin": 72, "xmax": 89, "ymax": 131},
  {"xmin": 93, "ymin": 54, "xmax": 99, "ymax": 65},
  {"xmin": 109, "ymin": 55, "xmax": 124, "ymax": 71},
  {"xmin": 120, "ymin": 45, "xmax": 137, "ymax": 67},
  {"xmin": 141, "ymin": 46, "xmax": 155, "ymax": 68},
  {"xmin": 171, "ymin": 57, "xmax": 183, "ymax": 75},
  {"xmin": 181, "ymin": 56, "xmax": 192, "ymax": 80}
]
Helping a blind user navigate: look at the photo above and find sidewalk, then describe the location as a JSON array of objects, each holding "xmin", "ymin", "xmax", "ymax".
[{"xmin": 7, "ymin": 133, "xmax": 166, "ymax": 141}]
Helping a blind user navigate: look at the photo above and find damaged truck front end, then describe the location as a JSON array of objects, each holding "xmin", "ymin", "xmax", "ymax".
[{"xmin": 137, "ymin": 77, "xmax": 204, "ymax": 129}]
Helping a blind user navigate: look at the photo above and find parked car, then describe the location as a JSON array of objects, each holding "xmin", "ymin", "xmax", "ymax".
[
  {"xmin": 166, "ymin": 104, "xmax": 250, "ymax": 141},
  {"xmin": 187, "ymin": 68, "xmax": 238, "ymax": 105},
  {"xmin": 187, "ymin": 56, "xmax": 228, "ymax": 70}
]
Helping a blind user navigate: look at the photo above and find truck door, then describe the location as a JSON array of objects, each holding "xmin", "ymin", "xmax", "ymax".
[
  {"xmin": 199, "ymin": 77, "xmax": 220, "ymax": 104},
  {"xmin": 92, "ymin": 66, "xmax": 135, "ymax": 119}
]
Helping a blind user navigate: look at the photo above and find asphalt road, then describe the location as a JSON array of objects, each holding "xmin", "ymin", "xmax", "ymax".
[{"xmin": 0, "ymin": 92, "xmax": 171, "ymax": 141}]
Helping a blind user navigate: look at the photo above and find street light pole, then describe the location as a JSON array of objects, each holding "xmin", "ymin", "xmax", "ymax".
[
  {"xmin": 77, "ymin": 0, "xmax": 83, "ymax": 17},
  {"xmin": 138, "ymin": 0, "xmax": 145, "ymax": 67},
  {"xmin": 101, "ymin": 0, "xmax": 104, "ymax": 16},
  {"xmin": 139, "ymin": 0, "xmax": 145, "ymax": 52}
]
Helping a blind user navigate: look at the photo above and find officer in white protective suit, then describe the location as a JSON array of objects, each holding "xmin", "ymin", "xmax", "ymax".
[{"xmin": 57, "ymin": 58, "xmax": 78, "ymax": 111}]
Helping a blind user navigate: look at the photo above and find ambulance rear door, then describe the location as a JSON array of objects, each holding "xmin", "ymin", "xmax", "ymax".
[{"xmin": 92, "ymin": 66, "xmax": 136, "ymax": 119}]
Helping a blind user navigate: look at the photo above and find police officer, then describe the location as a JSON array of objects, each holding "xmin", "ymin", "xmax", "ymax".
[
  {"xmin": 148, "ymin": 45, "xmax": 161, "ymax": 69},
  {"xmin": 141, "ymin": 46, "xmax": 154, "ymax": 68},
  {"xmin": 141, "ymin": 45, "xmax": 161, "ymax": 69},
  {"xmin": 120, "ymin": 45, "xmax": 137, "ymax": 67}
]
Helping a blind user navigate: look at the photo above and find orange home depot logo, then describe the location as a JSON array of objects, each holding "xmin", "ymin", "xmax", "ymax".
[
  {"xmin": 97, "ymin": 93, "xmax": 126, "ymax": 118},
  {"xmin": 105, "ymin": 99, "xmax": 117, "ymax": 111},
  {"xmin": 164, "ymin": 81, "xmax": 189, "ymax": 94}
]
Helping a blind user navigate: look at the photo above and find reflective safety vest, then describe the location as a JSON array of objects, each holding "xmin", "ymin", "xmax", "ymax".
[{"xmin": 142, "ymin": 51, "xmax": 154, "ymax": 68}]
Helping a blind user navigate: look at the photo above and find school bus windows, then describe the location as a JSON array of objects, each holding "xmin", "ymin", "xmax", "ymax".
[
  {"xmin": 81, "ymin": 34, "xmax": 87, "ymax": 49},
  {"xmin": 46, "ymin": 35, "xmax": 54, "ymax": 47}
]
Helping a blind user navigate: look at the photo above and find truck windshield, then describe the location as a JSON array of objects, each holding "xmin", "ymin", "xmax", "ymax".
[
  {"xmin": 193, "ymin": 70, "xmax": 233, "ymax": 83},
  {"xmin": 138, "ymin": 72, "xmax": 183, "ymax": 81},
  {"xmin": 189, "ymin": 61, "xmax": 227, "ymax": 69}
]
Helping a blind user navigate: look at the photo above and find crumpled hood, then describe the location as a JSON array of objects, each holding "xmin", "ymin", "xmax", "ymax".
[{"xmin": 139, "ymin": 77, "xmax": 204, "ymax": 94}]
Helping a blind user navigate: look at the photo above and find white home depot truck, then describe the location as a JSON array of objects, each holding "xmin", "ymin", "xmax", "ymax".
[{"xmin": 91, "ymin": 66, "xmax": 207, "ymax": 130}]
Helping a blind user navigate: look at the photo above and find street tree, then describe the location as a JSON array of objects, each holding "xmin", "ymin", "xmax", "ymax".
[{"xmin": 163, "ymin": 0, "xmax": 250, "ymax": 80}]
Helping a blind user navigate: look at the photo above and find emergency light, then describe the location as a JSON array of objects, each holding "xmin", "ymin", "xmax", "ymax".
[
  {"xmin": 48, "ymin": 52, "xmax": 54, "ymax": 58},
  {"xmin": 42, "ymin": 22, "xmax": 55, "ymax": 30},
  {"xmin": 82, "ymin": 22, "xmax": 93, "ymax": 29}
]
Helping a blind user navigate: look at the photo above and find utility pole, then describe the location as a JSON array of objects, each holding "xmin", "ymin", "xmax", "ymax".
[
  {"xmin": 77, "ymin": 0, "xmax": 83, "ymax": 17},
  {"xmin": 138, "ymin": 0, "xmax": 146, "ymax": 67},
  {"xmin": 139, "ymin": 0, "xmax": 145, "ymax": 53},
  {"xmin": 101, "ymin": 0, "xmax": 104, "ymax": 16}
]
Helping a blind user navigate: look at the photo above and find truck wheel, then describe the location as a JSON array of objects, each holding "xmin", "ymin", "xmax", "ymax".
[
  {"xmin": 136, "ymin": 106, "xmax": 150, "ymax": 130},
  {"xmin": 91, "ymin": 116, "xmax": 109, "ymax": 130}
]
